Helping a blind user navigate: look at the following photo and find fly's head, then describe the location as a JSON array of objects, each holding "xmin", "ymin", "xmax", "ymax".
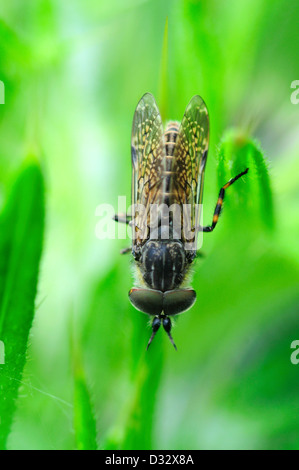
[{"xmin": 129, "ymin": 287, "xmax": 196, "ymax": 350}]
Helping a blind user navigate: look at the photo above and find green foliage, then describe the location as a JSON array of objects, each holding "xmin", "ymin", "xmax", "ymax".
[
  {"xmin": 217, "ymin": 131, "xmax": 274, "ymax": 230},
  {"xmin": 120, "ymin": 338, "xmax": 164, "ymax": 450},
  {"xmin": 0, "ymin": 162, "xmax": 44, "ymax": 449},
  {"xmin": 72, "ymin": 337, "xmax": 98, "ymax": 450}
]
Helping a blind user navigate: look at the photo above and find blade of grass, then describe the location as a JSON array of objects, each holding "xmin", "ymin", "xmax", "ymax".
[
  {"xmin": 71, "ymin": 325, "xmax": 98, "ymax": 450},
  {"xmin": 250, "ymin": 139, "xmax": 274, "ymax": 231},
  {"xmin": 158, "ymin": 17, "xmax": 169, "ymax": 122},
  {"xmin": 0, "ymin": 160, "xmax": 45, "ymax": 449},
  {"xmin": 120, "ymin": 330, "xmax": 164, "ymax": 450}
]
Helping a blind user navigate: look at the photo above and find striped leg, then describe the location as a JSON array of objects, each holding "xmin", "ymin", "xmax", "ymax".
[{"xmin": 201, "ymin": 168, "xmax": 249, "ymax": 232}]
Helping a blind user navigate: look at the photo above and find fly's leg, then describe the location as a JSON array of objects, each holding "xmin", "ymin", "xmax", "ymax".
[
  {"xmin": 113, "ymin": 214, "xmax": 132, "ymax": 254},
  {"xmin": 199, "ymin": 168, "xmax": 249, "ymax": 232},
  {"xmin": 113, "ymin": 213, "xmax": 132, "ymax": 224},
  {"xmin": 120, "ymin": 247, "xmax": 131, "ymax": 255}
]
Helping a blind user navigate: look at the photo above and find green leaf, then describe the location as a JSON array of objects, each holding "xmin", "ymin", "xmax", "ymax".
[
  {"xmin": 250, "ymin": 139, "xmax": 274, "ymax": 230},
  {"xmin": 217, "ymin": 130, "xmax": 274, "ymax": 231},
  {"xmin": 0, "ymin": 161, "xmax": 45, "ymax": 450}
]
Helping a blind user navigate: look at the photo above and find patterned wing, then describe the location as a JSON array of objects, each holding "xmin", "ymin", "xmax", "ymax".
[
  {"xmin": 172, "ymin": 95, "xmax": 209, "ymax": 249},
  {"xmin": 131, "ymin": 93, "xmax": 166, "ymax": 254}
]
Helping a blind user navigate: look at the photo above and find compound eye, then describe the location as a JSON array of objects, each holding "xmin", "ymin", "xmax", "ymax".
[
  {"xmin": 163, "ymin": 289, "xmax": 196, "ymax": 316},
  {"xmin": 129, "ymin": 288, "xmax": 163, "ymax": 315}
]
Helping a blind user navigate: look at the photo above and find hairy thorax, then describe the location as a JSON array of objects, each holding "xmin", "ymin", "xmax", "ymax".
[{"xmin": 138, "ymin": 239, "xmax": 188, "ymax": 292}]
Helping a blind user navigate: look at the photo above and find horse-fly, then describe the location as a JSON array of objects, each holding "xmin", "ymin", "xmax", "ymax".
[{"xmin": 114, "ymin": 93, "xmax": 248, "ymax": 350}]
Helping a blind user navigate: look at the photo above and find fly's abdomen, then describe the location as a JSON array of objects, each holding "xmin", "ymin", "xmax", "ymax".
[
  {"xmin": 161, "ymin": 121, "xmax": 180, "ymax": 207},
  {"xmin": 164, "ymin": 121, "xmax": 179, "ymax": 158}
]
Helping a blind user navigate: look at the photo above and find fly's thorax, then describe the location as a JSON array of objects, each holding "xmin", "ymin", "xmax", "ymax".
[{"xmin": 139, "ymin": 239, "xmax": 187, "ymax": 292}]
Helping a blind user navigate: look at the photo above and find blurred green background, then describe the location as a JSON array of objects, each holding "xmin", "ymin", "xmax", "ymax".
[{"xmin": 0, "ymin": 0, "xmax": 298, "ymax": 450}]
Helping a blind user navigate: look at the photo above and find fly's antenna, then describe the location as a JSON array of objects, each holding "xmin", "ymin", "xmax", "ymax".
[
  {"xmin": 146, "ymin": 316, "xmax": 161, "ymax": 350},
  {"xmin": 162, "ymin": 316, "xmax": 177, "ymax": 351}
]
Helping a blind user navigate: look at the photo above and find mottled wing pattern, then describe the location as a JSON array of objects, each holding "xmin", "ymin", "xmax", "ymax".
[
  {"xmin": 172, "ymin": 96, "xmax": 209, "ymax": 247},
  {"xmin": 131, "ymin": 93, "xmax": 166, "ymax": 252}
]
